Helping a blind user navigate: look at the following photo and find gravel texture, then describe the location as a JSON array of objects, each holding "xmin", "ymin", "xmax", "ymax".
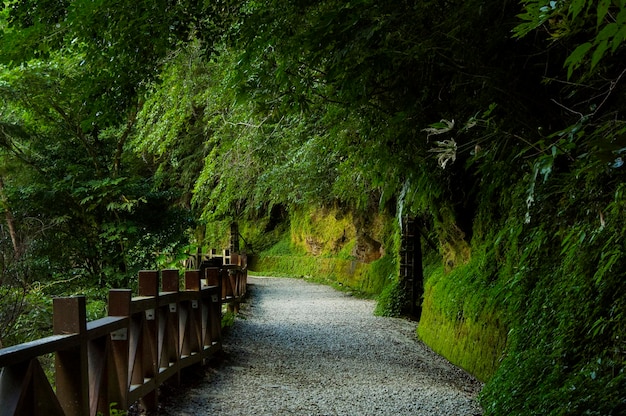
[{"xmin": 161, "ymin": 276, "xmax": 484, "ymax": 415}]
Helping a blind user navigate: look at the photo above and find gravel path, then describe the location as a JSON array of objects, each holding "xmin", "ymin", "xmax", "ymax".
[{"xmin": 161, "ymin": 276, "xmax": 483, "ymax": 415}]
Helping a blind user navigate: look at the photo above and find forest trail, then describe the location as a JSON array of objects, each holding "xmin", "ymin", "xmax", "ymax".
[{"xmin": 161, "ymin": 276, "xmax": 482, "ymax": 415}]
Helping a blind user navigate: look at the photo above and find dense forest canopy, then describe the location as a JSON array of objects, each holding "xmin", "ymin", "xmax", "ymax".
[{"xmin": 1, "ymin": 0, "xmax": 625, "ymax": 414}]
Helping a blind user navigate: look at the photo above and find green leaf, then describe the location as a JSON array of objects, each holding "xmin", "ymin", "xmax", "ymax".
[
  {"xmin": 482, "ymin": 102, "xmax": 498, "ymax": 118},
  {"xmin": 569, "ymin": 0, "xmax": 587, "ymax": 20},
  {"xmin": 597, "ymin": 22, "xmax": 618, "ymax": 41},
  {"xmin": 597, "ymin": 0, "xmax": 611, "ymax": 27},
  {"xmin": 591, "ymin": 39, "xmax": 610, "ymax": 68},
  {"xmin": 80, "ymin": 195, "xmax": 94, "ymax": 205},
  {"xmin": 612, "ymin": 25, "xmax": 626, "ymax": 53},
  {"xmin": 564, "ymin": 42, "xmax": 592, "ymax": 78},
  {"xmin": 616, "ymin": 7, "xmax": 626, "ymax": 25}
]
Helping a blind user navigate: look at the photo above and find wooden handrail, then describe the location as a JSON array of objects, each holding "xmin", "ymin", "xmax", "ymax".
[{"xmin": 0, "ymin": 257, "xmax": 247, "ymax": 416}]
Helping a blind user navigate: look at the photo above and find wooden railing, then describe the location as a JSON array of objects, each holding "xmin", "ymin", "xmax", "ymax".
[{"xmin": 0, "ymin": 257, "xmax": 247, "ymax": 416}]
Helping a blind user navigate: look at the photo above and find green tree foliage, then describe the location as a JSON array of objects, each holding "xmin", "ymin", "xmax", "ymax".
[
  {"xmin": 0, "ymin": 0, "xmax": 218, "ymax": 343},
  {"xmin": 0, "ymin": 52, "xmax": 192, "ymax": 286},
  {"xmin": 1, "ymin": 0, "xmax": 236, "ymax": 125},
  {"xmin": 469, "ymin": 1, "xmax": 626, "ymax": 414}
]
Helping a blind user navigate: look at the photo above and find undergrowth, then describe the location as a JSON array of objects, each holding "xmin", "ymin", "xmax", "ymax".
[{"xmin": 374, "ymin": 278, "xmax": 405, "ymax": 317}]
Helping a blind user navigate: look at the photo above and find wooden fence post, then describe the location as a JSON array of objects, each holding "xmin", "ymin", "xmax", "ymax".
[
  {"xmin": 184, "ymin": 270, "xmax": 202, "ymax": 357},
  {"xmin": 209, "ymin": 285, "xmax": 222, "ymax": 347},
  {"xmin": 160, "ymin": 269, "xmax": 180, "ymax": 385},
  {"xmin": 54, "ymin": 296, "xmax": 89, "ymax": 416},
  {"xmin": 108, "ymin": 289, "xmax": 132, "ymax": 411},
  {"xmin": 184, "ymin": 269, "xmax": 201, "ymax": 291},
  {"xmin": 205, "ymin": 267, "xmax": 219, "ymax": 288},
  {"xmin": 137, "ymin": 271, "xmax": 159, "ymax": 412},
  {"xmin": 0, "ymin": 263, "xmax": 234, "ymax": 416},
  {"xmin": 204, "ymin": 267, "xmax": 223, "ymax": 343}
]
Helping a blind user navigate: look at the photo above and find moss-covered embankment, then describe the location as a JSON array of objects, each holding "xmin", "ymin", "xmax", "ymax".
[
  {"xmin": 248, "ymin": 206, "xmax": 398, "ymax": 296},
  {"xmin": 248, "ymin": 206, "xmax": 508, "ymax": 383},
  {"xmin": 417, "ymin": 259, "xmax": 508, "ymax": 382}
]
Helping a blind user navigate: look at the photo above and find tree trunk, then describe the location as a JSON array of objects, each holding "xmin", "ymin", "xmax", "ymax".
[{"xmin": 0, "ymin": 176, "xmax": 20, "ymax": 259}]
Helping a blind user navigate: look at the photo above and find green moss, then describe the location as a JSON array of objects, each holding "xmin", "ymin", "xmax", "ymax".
[
  {"xmin": 252, "ymin": 253, "xmax": 388, "ymax": 296},
  {"xmin": 364, "ymin": 250, "xmax": 397, "ymax": 295},
  {"xmin": 250, "ymin": 205, "xmax": 398, "ymax": 297},
  {"xmin": 260, "ymin": 232, "xmax": 305, "ymax": 256},
  {"xmin": 415, "ymin": 234, "xmax": 510, "ymax": 381},
  {"xmin": 289, "ymin": 205, "xmax": 356, "ymax": 256},
  {"xmin": 336, "ymin": 238, "xmax": 357, "ymax": 260},
  {"xmin": 374, "ymin": 278, "xmax": 405, "ymax": 317},
  {"xmin": 417, "ymin": 281, "xmax": 507, "ymax": 382}
]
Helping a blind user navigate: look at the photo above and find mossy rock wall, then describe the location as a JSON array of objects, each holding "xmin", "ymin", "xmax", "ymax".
[
  {"xmin": 250, "ymin": 254, "xmax": 390, "ymax": 295},
  {"xmin": 417, "ymin": 279, "xmax": 507, "ymax": 382},
  {"xmin": 249, "ymin": 205, "xmax": 398, "ymax": 296},
  {"xmin": 415, "ymin": 239, "xmax": 509, "ymax": 382}
]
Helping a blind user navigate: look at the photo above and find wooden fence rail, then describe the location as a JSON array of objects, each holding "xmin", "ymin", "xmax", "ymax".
[{"xmin": 0, "ymin": 257, "xmax": 247, "ymax": 416}]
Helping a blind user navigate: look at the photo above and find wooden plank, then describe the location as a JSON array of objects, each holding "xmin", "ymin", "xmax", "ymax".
[
  {"xmin": 201, "ymin": 296, "xmax": 211, "ymax": 349},
  {"xmin": 0, "ymin": 334, "xmax": 76, "ymax": 367},
  {"xmin": 157, "ymin": 291, "xmax": 179, "ymax": 305},
  {"xmin": 178, "ymin": 290, "xmax": 205, "ymax": 302},
  {"xmin": 156, "ymin": 363, "xmax": 179, "ymax": 383},
  {"xmin": 130, "ymin": 297, "xmax": 157, "ymax": 315},
  {"xmin": 86, "ymin": 316, "xmax": 127, "ymax": 339},
  {"xmin": 53, "ymin": 296, "xmax": 86, "ymax": 336},
  {"xmin": 208, "ymin": 289, "xmax": 222, "ymax": 346},
  {"xmin": 140, "ymin": 290, "xmax": 158, "ymax": 413},
  {"xmin": 177, "ymin": 352, "xmax": 203, "ymax": 370},
  {"xmin": 180, "ymin": 299, "xmax": 200, "ymax": 358},
  {"xmin": 108, "ymin": 289, "xmax": 131, "ymax": 410},
  {"xmin": 165, "ymin": 302, "xmax": 180, "ymax": 372},
  {"xmin": 157, "ymin": 299, "xmax": 179, "ymax": 387},
  {"xmin": 88, "ymin": 337, "xmax": 107, "ymax": 416},
  {"xmin": 109, "ymin": 290, "xmax": 132, "ymax": 316},
  {"xmin": 108, "ymin": 335, "xmax": 128, "ymax": 412},
  {"xmin": 128, "ymin": 314, "xmax": 144, "ymax": 387},
  {"xmin": 203, "ymin": 342, "xmax": 221, "ymax": 357},
  {"xmin": 204, "ymin": 267, "xmax": 220, "ymax": 287},
  {"xmin": 0, "ymin": 361, "xmax": 28, "ymax": 416},
  {"xmin": 126, "ymin": 377, "xmax": 156, "ymax": 405},
  {"xmin": 1, "ymin": 359, "xmax": 66, "ymax": 416},
  {"xmin": 0, "ymin": 263, "xmax": 237, "ymax": 414}
]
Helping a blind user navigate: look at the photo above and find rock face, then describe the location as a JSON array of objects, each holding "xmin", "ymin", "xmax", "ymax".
[
  {"xmin": 251, "ymin": 206, "xmax": 395, "ymax": 295},
  {"xmin": 304, "ymin": 236, "xmax": 323, "ymax": 256},
  {"xmin": 351, "ymin": 211, "xmax": 384, "ymax": 263},
  {"xmin": 352, "ymin": 232, "xmax": 383, "ymax": 263},
  {"xmin": 293, "ymin": 206, "xmax": 387, "ymax": 263}
]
